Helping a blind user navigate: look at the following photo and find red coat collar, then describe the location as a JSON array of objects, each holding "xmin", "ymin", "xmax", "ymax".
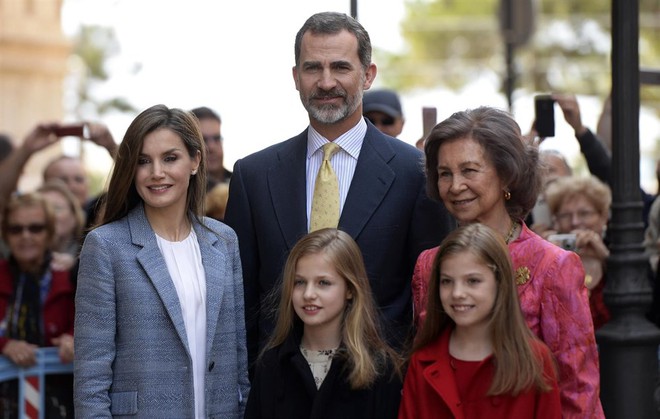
[{"xmin": 416, "ymin": 329, "xmax": 463, "ymax": 419}]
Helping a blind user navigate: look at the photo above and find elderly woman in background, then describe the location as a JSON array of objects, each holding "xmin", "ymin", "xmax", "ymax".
[
  {"xmin": 38, "ymin": 179, "xmax": 87, "ymax": 274},
  {"xmin": 38, "ymin": 179, "xmax": 86, "ymax": 256},
  {"xmin": 412, "ymin": 107, "xmax": 603, "ymax": 418},
  {"xmin": 544, "ymin": 175, "xmax": 612, "ymax": 330},
  {"xmin": 0, "ymin": 192, "xmax": 75, "ymax": 418}
]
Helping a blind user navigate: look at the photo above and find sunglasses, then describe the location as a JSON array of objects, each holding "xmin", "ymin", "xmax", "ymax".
[
  {"xmin": 6, "ymin": 224, "xmax": 47, "ymax": 235},
  {"xmin": 366, "ymin": 116, "xmax": 395, "ymax": 126}
]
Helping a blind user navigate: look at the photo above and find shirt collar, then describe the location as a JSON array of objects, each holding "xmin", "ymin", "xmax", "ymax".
[{"xmin": 306, "ymin": 118, "xmax": 366, "ymax": 160}]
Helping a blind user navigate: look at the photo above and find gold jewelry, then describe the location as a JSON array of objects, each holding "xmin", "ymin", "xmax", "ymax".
[
  {"xmin": 504, "ymin": 219, "xmax": 518, "ymax": 244},
  {"xmin": 504, "ymin": 190, "xmax": 511, "ymax": 200},
  {"xmin": 515, "ymin": 266, "xmax": 531, "ymax": 285},
  {"xmin": 585, "ymin": 274, "xmax": 593, "ymax": 287}
]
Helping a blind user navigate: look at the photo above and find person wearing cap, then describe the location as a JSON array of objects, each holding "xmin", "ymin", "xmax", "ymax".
[{"xmin": 363, "ymin": 88, "xmax": 405, "ymax": 138}]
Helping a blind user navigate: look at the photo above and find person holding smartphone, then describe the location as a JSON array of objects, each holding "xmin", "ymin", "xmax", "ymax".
[{"xmin": 544, "ymin": 175, "xmax": 612, "ymax": 330}]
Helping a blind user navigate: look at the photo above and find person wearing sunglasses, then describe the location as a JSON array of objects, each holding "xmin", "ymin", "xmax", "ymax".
[
  {"xmin": 362, "ymin": 88, "xmax": 405, "ymax": 138},
  {"xmin": 0, "ymin": 192, "xmax": 75, "ymax": 418}
]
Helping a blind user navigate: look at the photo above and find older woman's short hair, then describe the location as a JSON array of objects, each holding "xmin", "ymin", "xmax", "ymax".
[
  {"xmin": 544, "ymin": 175, "xmax": 612, "ymax": 216},
  {"xmin": 424, "ymin": 106, "xmax": 541, "ymax": 220}
]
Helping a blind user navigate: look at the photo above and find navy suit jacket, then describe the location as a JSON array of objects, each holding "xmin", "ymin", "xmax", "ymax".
[{"xmin": 225, "ymin": 123, "xmax": 454, "ymax": 367}]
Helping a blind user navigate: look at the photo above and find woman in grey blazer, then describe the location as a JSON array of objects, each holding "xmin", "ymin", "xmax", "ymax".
[{"xmin": 74, "ymin": 104, "xmax": 249, "ymax": 418}]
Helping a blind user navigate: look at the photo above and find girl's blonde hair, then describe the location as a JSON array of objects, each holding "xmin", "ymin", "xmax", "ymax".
[
  {"xmin": 264, "ymin": 228, "xmax": 401, "ymax": 389},
  {"xmin": 414, "ymin": 223, "xmax": 555, "ymax": 395}
]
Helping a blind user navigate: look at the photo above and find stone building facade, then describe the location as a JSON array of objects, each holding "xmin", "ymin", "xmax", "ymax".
[{"xmin": 0, "ymin": 0, "xmax": 71, "ymax": 189}]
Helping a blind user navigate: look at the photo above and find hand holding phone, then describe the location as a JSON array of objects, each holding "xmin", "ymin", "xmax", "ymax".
[
  {"xmin": 547, "ymin": 233, "xmax": 577, "ymax": 251},
  {"xmin": 52, "ymin": 123, "xmax": 89, "ymax": 138},
  {"xmin": 534, "ymin": 94, "xmax": 555, "ymax": 138}
]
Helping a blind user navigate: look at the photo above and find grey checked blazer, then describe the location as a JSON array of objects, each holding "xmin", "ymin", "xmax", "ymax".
[{"xmin": 74, "ymin": 204, "xmax": 249, "ymax": 418}]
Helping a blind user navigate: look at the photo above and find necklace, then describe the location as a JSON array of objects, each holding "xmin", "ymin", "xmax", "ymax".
[{"xmin": 504, "ymin": 219, "xmax": 518, "ymax": 244}]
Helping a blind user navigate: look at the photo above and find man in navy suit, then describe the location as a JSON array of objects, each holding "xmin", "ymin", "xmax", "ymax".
[{"xmin": 224, "ymin": 11, "xmax": 454, "ymax": 370}]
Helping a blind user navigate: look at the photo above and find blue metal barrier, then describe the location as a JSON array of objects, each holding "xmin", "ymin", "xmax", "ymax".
[{"xmin": 0, "ymin": 347, "xmax": 73, "ymax": 419}]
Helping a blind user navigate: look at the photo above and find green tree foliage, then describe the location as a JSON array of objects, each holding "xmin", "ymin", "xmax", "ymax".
[
  {"xmin": 68, "ymin": 25, "xmax": 137, "ymax": 196},
  {"xmin": 70, "ymin": 25, "xmax": 136, "ymax": 118},
  {"xmin": 379, "ymin": 0, "xmax": 660, "ymax": 110}
]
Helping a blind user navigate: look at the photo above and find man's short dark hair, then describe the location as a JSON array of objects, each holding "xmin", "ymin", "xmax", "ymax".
[{"xmin": 191, "ymin": 106, "xmax": 221, "ymax": 123}]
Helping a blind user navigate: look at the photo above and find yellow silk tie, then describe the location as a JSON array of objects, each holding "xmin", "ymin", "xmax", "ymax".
[{"xmin": 310, "ymin": 142, "xmax": 341, "ymax": 232}]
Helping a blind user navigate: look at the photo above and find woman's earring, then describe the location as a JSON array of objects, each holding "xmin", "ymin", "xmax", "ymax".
[
  {"xmin": 191, "ymin": 170, "xmax": 197, "ymax": 175},
  {"xmin": 504, "ymin": 190, "xmax": 511, "ymax": 200}
]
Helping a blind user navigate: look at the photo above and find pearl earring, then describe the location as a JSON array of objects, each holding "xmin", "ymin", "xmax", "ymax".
[{"xmin": 191, "ymin": 170, "xmax": 197, "ymax": 175}]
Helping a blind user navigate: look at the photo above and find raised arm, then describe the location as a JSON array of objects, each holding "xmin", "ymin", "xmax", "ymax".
[{"xmin": 0, "ymin": 123, "xmax": 61, "ymax": 214}]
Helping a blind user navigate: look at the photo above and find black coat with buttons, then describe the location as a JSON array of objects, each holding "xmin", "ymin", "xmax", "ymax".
[{"xmin": 244, "ymin": 332, "xmax": 402, "ymax": 419}]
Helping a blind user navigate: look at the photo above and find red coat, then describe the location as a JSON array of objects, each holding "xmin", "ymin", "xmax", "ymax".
[
  {"xmin": 0, "ymin": 259, "xmax": 75, "ymax": 349},
  {"xmin": 412, "ymin": 223, "xmax": 603, "ymax": 418},
  {"xmin": 398, "ymin": 329, "xmax": 561, "ymax": 419}
]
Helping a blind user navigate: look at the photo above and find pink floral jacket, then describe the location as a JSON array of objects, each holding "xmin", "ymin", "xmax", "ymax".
[{"xmin": 411, "ymin": 222, "xmax": 604, "ymax": 419}]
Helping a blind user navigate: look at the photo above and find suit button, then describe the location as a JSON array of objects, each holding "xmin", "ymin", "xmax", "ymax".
[{"xmin": 208, "ymin": 361, "xmax": 215, "ymax": 371}]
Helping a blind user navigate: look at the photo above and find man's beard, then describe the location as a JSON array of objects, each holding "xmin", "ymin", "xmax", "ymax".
[{"xmin": 301, "ymin": 87, "xmax": 362, "ymax": 124}]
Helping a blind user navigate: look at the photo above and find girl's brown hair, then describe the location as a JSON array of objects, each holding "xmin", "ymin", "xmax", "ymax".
[{"xmin": 415, "ymin": 223, "xmax": 555, "ymax": 395}]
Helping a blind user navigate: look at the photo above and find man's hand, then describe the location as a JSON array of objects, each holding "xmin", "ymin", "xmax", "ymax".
[{"xmin": 553, "ymin": 94, "xmax": 588, "ymax": 137}]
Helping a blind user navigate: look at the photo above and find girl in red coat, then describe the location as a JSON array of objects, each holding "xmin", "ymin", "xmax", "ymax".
[
  {"xmin": 245, "ymin": 228, "xmax": 403, "ymax": 419},
  {"xmin": 399, "ymin": 224, "xmax": 560, "ymax": 419}
]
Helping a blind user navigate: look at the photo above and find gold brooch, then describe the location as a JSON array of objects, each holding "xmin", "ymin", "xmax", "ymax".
[{"xmin": 515, "ymin": 266, "xmax": 531, "ymax": 285}]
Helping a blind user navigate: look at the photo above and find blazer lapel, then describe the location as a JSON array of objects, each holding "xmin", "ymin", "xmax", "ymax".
[
  {"xmin": 194, "ymin": 221, "xmax": 225, "ymax": 354},
  {"xmin": 340, "ymin": 129, "xmax": 395, "ymax": 238},
  {"xmin": 129, "ymin": 205, "xmax": 190, "ymax": 355},
  {"xmin": 268, "ymin": 132, "xmax": 309, "ymax": 249}
]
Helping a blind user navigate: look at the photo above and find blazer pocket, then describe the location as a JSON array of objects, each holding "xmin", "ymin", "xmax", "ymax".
[{"xmin": 110, "ymin": 391, "xmax": 138, "ymax": 416}]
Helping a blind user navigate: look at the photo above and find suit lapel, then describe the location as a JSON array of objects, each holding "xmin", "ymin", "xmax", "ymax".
[
  {"xmin": 129, "ymin": 205, "xmax": 190, "ymax": 355},
  {"xmin": 269, "ymin": 133, "xmax": 309, "ymax": 249},
  {"xmin": 266, "ymin": 128, "xmax": 398, "ymax": 245},
  {"xmin": 340, "ymin": 129, "xmax": 395, "ymax": 238}
]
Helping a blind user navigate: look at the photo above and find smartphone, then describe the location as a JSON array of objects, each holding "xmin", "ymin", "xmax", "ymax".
[
  {"xmin": 53, "ymin": 123, "xmax": 88, "ymax": 138},
  {"xmin": 547, "ymin": 233, "xmax": 577, "ymax": 251},
  {"xmin": 534, "ymin": 95, "xmax": 555, "ymax": 137}
]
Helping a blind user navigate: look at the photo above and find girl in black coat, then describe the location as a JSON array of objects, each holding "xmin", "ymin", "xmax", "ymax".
[{"xmin": 244, "ymin": 228, "xmax": 403, "ymax": 419}]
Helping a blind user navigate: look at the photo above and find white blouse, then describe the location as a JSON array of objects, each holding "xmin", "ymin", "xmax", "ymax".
[{"xmin": 157, "ymin": 229, "xmax": 207, "ymax": 418}]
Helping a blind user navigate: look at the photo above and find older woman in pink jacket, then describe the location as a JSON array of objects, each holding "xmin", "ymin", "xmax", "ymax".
[{"xmin": 412, "ymin": 107, "xmax": 603, "ymax": 418}]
